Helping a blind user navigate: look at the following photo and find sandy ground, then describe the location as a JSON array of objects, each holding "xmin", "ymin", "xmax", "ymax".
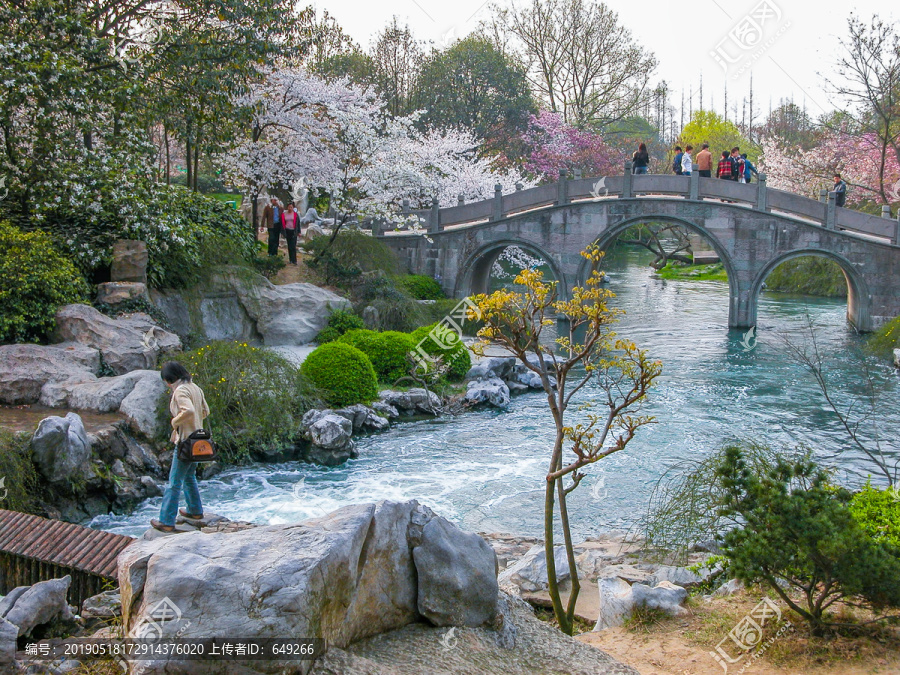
[{"xmin": 574, "ymin": 592, "xmax": 900, "ymax": 675}]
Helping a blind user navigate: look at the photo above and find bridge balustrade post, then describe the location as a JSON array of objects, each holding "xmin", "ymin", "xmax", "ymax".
[
  {"xmin": 429, "ymin": 198, "xmax": 441, "ymax": 234},
  {"xmin": 825, "ymin": 192, "xmax": 837, "ymax": 230},
  {"xmin": 622, "ymin": 161, "xmax": 633, "ymax": 199},
  {"xmin": 894, "ymin": 216, "xmax": 900, "ymax": 246},
  {"xmin": 492, "ymin": 183, "xmax": 503, "ymax": 221},
  {"xmin": 755, "ymin": 173, "xmax": 768, "ymax": 211},
  {"xmin": 689, "ymin": 169, "xmax": 699, "ymax": 200},
  {"xmin": 881, "ymin": 205, "xmax": 892, "ymax": 219},
  {"xmin": 371, "ymin": 219, "xmax": 382, "ymax": 237},
  {"xmin": 457, "ymin": 194, "xmax": 465, "ymax": 207},
  {"xmin": 401, "ymin": 199, "xmax": 410, "ymax": 216},
  {"xmin": 819, "ymin": 189, "xmax": 828, "ymax": 203},
  {"xmin": 557, "ymin": 169, "xmax": 569, "ymax": 205},
  {"xmin": 515, "ymin": 182, "xmax": 523, "ymax": 191},
  {"xmin": 573, "ymin": 168, "xmax": 582, "ymax": 180}
]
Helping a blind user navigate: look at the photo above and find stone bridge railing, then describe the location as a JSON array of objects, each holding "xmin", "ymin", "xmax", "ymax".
[{"xmin": 375, "ymin": 162, "xmax": 900, "ymax": 245}]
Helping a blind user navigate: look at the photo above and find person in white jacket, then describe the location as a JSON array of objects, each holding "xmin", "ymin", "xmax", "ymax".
[{"xmin": 681, "ymin": 145, "xmax": 694, "ymax": 176}]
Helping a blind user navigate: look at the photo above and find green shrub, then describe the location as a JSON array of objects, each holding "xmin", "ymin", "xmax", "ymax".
[
  {"xmin": 305, "ymin": 229, "xmax": 402, "ymax": 286},
  {"xmin": 163, "ymin": 341, "xmax": 320, "ymax": 463},
  {"xmin": 315, "ymin": 309, "xmax": 365, "ymax": 343},
  {"xmin": 850, "ymin": 482, "xmax": 900, "ymax": 550},
  {"xmin": 867, "ymin": 315, "xmax": 900, "ymax": 359},
  {"xmin": 354, "ymin": 276, "xmax": 427, "ymax": 332},
  {"xmin": 396, "ymin": 274, "xmax": 445, "ymax": 300},
  {"xmin": 339, "ymin": 329, "xmax": 416, "ymax": 384},
  {"xmin": 716, "ymin": 446, "xmax": 900, "ymax": 635},
  {"xmin": 300, "ymin": 342, "xmax": 379, "ymax": 407},
  {"xmin": 0, "ymin": 429, "xmax": 41, "ymax": 513},
  {"xmin": 251, "ymin": 251, "xmax": 286, "ymax": 279},
  {"xmin": 0, "ymin": 222, "xmax": 89, "ymax": 343},
  {"xmin": 764, "ymin": 256, "xmax": 847, "ymax": 297},
  {"xmin": 410, "ymin": 322, "xmax": 472, "ymax": 381},
  {"xmin": 170, "ymin": 173, "xmax": 227, "ymax": 194}
]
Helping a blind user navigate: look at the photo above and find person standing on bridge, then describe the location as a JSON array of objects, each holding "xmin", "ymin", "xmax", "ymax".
[
  {"xmin": 672, "ymin": 146, "xmax": 684, "ymax": 175},
  {"xmin": 632, "ymin": 143, "xmax": 650, "ymax": 174},
  {"xmin": 717, "ymin": 151, "xmax": 733, "ymax": 180},
  {"xmin": 681, "ymin": 145, "xmax": 693, "ymax": 176},
  {"xmin": 695, "ymin": 144, "xmax": 713, "ymax": 178},
  {"xmin": 151, "ymin": 362, "xmax": 211, "ymax": 533},
  {"xmin": 833, "ymin": 174, "xmax": 848, "ymax": 207}
]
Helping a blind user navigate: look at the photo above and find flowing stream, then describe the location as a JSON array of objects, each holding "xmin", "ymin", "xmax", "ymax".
[{"xmin": 92, "ymin": 246, "xmax": 900, "ymax": 540}]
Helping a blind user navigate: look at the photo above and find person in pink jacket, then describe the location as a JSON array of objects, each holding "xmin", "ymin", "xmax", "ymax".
[{"xmin": 281, "ymin": 202, "xmax": 300, "ymax": 265}]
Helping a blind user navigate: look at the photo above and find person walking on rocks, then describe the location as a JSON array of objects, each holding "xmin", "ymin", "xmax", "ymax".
[
  {"xmin": 151, "ymin": 362, "xmax": 210, "ymax": 533},
  {"xmin": 262, "ymin": 197, "xmax": 283, "ymax": 257},
  {"xmin": 282, "ymin": 202, "xmax": 300, "ymax": 265}
]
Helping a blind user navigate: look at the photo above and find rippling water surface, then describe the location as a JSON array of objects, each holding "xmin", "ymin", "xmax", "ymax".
[{"xmin": 92, "ymin": 247, "xmax": 900, "ymax": 539}]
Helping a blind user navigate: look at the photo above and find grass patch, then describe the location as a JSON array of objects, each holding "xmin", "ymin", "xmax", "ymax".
[
  {"xmin": 764, "ymin": 256, "xmax": 847, "ymax": 297},
  {"xmin": 208, "ymin": 193, "xmax": 243, "ymax": 208},
  {"xmin": 0, "ymin": 429, "xmax": 41, "ymax": 513},
  {"xmin": 867, "ymin": 314, "xmax": 900, "ymax": 360},
  {"xmin": 624, "ymin": 605, "xmax": 676, "ymax": 633},
  {"xmin": 656, "ymin": 261, "xmax": 728, "ymax": 282}
]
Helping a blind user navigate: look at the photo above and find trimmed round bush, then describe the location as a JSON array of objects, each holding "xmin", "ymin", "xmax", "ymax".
[
  {"xmin": 0, "ymin": 221, "xmax": 89, "ymax": 343},
  {"xmin": 315, "ymin": 309, "xmax": 365, "ymax": 343},
  {"xmin": 410, "ymin": 322, "xmax": 472, "ymax": 382},
  {"xmin": 339, "ymin": 329, "xmax": 416, "ymax": 384},
  {"xmin": 301, "ymin": 342, "xmax": 379, "ymax": 407},
  {"xmin": 396, "ymin": 274, "xmax": 445, "ymax": 300}
]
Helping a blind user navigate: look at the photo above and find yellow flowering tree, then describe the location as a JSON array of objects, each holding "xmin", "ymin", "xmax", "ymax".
[{"xmin": 470, "ymin": 245, "xmax": 662, "ymax": 634}]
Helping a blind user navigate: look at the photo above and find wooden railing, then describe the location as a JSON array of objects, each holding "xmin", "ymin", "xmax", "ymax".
[{"xmin": 376, "ymin": 162, "xmax": 900, "ymax": 245}]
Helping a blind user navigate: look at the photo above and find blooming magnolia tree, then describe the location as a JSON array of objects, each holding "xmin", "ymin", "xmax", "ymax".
[
  {"xmin": 520, "ymin": 111, "xmax": 621, "ymax": 182},
  {"xmin": 761, "ymin": 130, "xmax": 900, "ymax": 207}
]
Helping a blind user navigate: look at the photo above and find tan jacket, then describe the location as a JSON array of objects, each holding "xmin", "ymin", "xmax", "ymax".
[
  {"xmin": 169, "ymin": 381, "xmax": 210, "ymax": 444},
  {"xmin": 695, "ymin": 149, "xmax": 713, "ymax": 171}
]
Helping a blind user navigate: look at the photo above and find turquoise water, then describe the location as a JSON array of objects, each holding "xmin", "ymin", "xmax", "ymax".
[{"xmin": 91, "ymin": 248, "xmax": 900, "ymax": 539}]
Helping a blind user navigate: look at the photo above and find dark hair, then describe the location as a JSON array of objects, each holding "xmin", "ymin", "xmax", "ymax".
[
  {"xmin": 685, "ymin": 145, "xmax": 693, "ymax": 151},
  {"xmin": 722, "ymin": 151, "xmax": 730, "ymax": 158},
  {"xmin": 834, "ymin": 173, "xmax": 842, "ymax": 179},
  {"xmin": 161, "ymin": 361, "xmax": 192, "ymax": 384},
  {"xmin": 287, "ymin": 202, "xmax": 295, "ymax": 208},
  {"xmin": 731, "ymin": 147, "xmax": 740, "ymax": 153},
  {"xmin": 702, "ymin": 143, "xmax": 709, "ymax": 149},
  {"xmin": 638, "ymin": 142, "xmax": 647, "ymax": 152},
  {"xmin": 741, "ymin": 153, "xmax": 748, "ymax": 159},
  {"xmin": 674, "ymin": 146, "xmax": 682, "ymax": 152}
]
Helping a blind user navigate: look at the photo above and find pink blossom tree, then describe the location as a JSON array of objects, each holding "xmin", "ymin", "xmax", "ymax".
[{"xmin": 519, "ymin": 111, "xmax": 621, "ymax": 182}]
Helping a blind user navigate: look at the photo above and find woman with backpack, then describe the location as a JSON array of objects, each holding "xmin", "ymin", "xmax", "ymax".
[
  {"xmin": 632, "ymin": 143, "xmax": 650, "ymax": 175},
  {"xmin": 151, "ymin": 362, "xmax": 211, "ymax": 533}
]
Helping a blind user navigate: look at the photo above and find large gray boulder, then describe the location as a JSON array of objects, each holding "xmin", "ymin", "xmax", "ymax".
[
  {"xmin": 379, "ymin": 389, "xmax": 441, "ymax": 414},
  {"xmin": 53, "ymin": 304, "xmax": 181, "ymax": 375},
  {"xmin": 466, "ymin": 356, "xmax": 516, "ymax": 381},
  {"xmin": 303, "ymin": 411, "xmax": 356, "ymax": 466},
  {"xmin": 0, "ymin": 576, "xmax": 73, "ymax": 637},
  {"xmin": 465, "ymin": 377, "xmax": 511, "ymax": 409},
  {"xmin": 411, "ymin": 509, "xmax": 499, "ymax": 627},
  {"xmin": 333, "ymin": 404, "xmax": 391, "ymax": 432},
  {"xmin": 498, "ymin": 544, "xmax": 570, "ymax": 593},
  {"xmin": 118, "ymin": 501, "xmax": 500, "ymax": 674},
  {"xmin": 594, "ymin": 576, "xmax": 635, "ymax": 631},
  {"xmin": 119, "ymin": 371, "xmax": 167, "ymax": 438},
  {"xmin": 647, "ymin": 564, "xmax": 708, "ymax": 589},
  {"xmin": 894, "ymin": 348, "xmax": 900, "ymax": 368},
  {"xmin": 0, "ymin": 342, "xmax": 100, "ymax": 404},
  {"xmin": 312, "ymin": 592, "xmax": 639, "ymax": 675},
  {"xmin": 110, "ymin": 239, "xmax": 148, "ymax": 283},
  {"xmin": 31, "ymin": 413, "xmax": 92, "ymax": 484},
  {"xmin": 39, "ymin": 373, "xmax": 99, "ymax": 408},
  {"xmin": 631, "ymin": 580, "xmax": 688, "ymax": 616},
  {"xmin": 67, "ymin": 370, "xmax": 156, "ymax": 413},
  {"xmin": 0, "ymin": 616, "xmax": 16, "ymax": 669},
  {"xmin": 234, "ymin": 279, "xmax": 351, "ymax": 346}
]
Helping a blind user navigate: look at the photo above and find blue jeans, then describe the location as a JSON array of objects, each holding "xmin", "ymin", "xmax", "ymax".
[
  {"xmin": 633, "ymin": 166, "xmax": 648, "ymax": 175},
  {"xmin": 159, "ymin": 449, "xmax": 202, "ymax": 526}
]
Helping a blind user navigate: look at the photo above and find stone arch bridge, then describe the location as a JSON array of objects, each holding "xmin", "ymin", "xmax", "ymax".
[{"xmin": 377, "ymin": 170, "xmax": 900, "ymax": 331}]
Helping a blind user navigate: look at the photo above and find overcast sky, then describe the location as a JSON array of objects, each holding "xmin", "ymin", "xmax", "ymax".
[{"xmin": 312, "ymin": 0, "xmax": 897, "ymax": 121}]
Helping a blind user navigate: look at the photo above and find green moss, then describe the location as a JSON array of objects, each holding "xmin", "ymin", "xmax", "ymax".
[
  {"xmin": 656, "ymin": 262, "xmax": 728, "ymax": 282},
  {"xmin": 395, "ymin": 274, "xmax": 446, "ymax": 300},
  {"xmin": 301, "ymin": 342, "xmax": 379, "ymax": 407},
  {"xmin": 867, "ymin": 315, "xmax": 900, "ymax": 359},
  {"xmin": 0, "ymin": 429, "xmax": 41, "ymax": 513}
]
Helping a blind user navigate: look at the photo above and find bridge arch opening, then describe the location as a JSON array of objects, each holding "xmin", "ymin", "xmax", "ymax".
[
  {"xmin": 578, "ymin": 215, "xmax": 741, "ymax": 323},
  {"xmin": 456, "ymin": 241, "xmax": 563, "ymax": 299},
  {"xmin": 751, "ymin": 250, "xmax": 869, "ymax": 331}
]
